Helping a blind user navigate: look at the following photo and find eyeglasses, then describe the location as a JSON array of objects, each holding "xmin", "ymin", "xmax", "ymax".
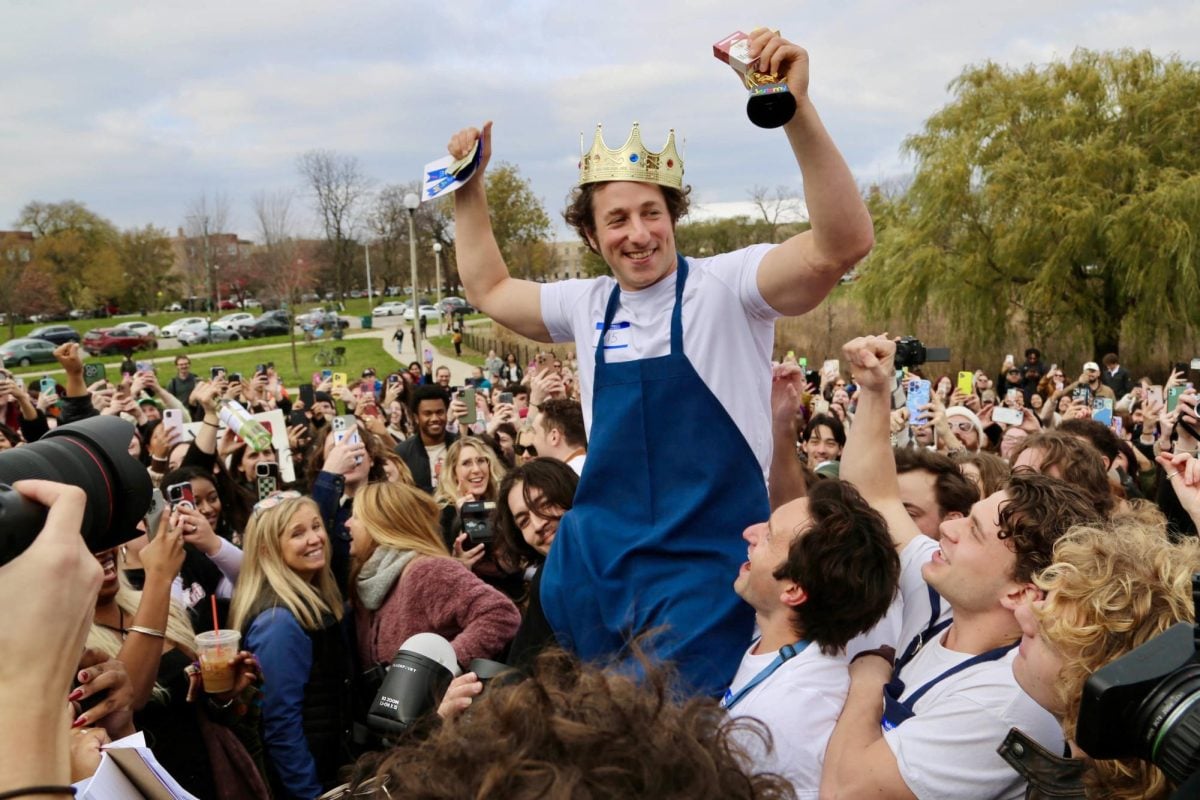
[
  {"xmin": 514, "ymin": 444, "xmax": 538, "ymax": 457},
  {"xmin": 253, "ymin": 490, "xmax": 303, "ymax": 516},
  {"xmin": 949, "ymin": 422, "xmax": 975, "ymax": 433}
]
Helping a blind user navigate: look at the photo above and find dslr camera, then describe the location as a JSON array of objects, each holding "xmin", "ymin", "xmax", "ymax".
[
  {"xmin": 461, "ymin": 500, "xmax": 496, "ymax": 546},
  {"xmin": 893, "ymin": 337, "xmax": 951, "ymax": 370},
  {"xmin": 1076, "ymin": 573, "xmax": 1200, "ymax": 787}
]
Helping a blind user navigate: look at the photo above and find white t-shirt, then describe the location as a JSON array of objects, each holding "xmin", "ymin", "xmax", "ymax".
[
  {"xmin": 566, "ymin": 452, "xmax": 586, "ymax": 476},
  {"xmin": 897, "ymin": 534, "xmax": 953, "ymax": 651},
  {"xmin": 883, "ymin": 636, "xmax": 1062, "ymax": 800},
  {"xmin": 540, "ymin": 245, "xmax": 780, "ymax": 476},
  {"xmin": 725, "ymin": 642, "xmax": 848, "ymax": 798}
]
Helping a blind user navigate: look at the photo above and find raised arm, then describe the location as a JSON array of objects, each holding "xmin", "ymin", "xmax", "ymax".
[
  {"xmin": 450, "ymin": 122, "xmax": 552, "ymax": 342},
  {"xmin": 768, "ymin": 363, "xmax": 808, "ymax": 508},
  {"xmin": 745, "ymin": 29, "xmax": 875, "ymax": 317},
  {"xmin": 838, "ymin": 335, "xmax": 921, "ymax": 550}
]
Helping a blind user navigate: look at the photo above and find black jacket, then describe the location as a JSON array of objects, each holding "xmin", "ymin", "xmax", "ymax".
[
  {"xmin": 1100, "ymin": 366, "xmax": 1133, "ymax": 399},
  {"xmin": 394, "ymin": 430, "xmax": 458, "ymax": 493}
]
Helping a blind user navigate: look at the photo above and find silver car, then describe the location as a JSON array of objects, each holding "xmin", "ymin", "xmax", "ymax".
[{"xmin": 176, "ymin": 321, "xmax": 242, "ymax": 346}]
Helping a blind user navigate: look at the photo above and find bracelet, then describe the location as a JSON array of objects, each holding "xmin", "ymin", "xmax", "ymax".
[
  {"xmin": 0, "ymin": 787, "xmax": 76, "ymax": 799},
  {"xmin": 128, "ymin": 625, "xmax": 166, "ymax": 639},
  {"xmin": 202, "ymin": 419, "xmax": 219, "ymax": 428}
]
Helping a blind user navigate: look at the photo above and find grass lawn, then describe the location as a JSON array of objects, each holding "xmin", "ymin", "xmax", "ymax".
[{"xmin": 427, "ymin": 334, "xmax": 486, "ymax": 367}]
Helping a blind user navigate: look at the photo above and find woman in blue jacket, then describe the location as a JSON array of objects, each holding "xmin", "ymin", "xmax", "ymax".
[{"xmin": 230, "ymin": 491, "xmax": 352, "ymax": 799}]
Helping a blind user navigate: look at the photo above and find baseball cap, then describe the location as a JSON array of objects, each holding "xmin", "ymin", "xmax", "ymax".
[{"xmin": 1083, "ymin": 361, "xmax": 1100, "ymax": 372}]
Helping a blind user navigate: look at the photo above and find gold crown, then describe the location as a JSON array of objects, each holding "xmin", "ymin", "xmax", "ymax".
[{"xmin": 578, "ymin": 122, "xmax": 684, "ymax": 189}]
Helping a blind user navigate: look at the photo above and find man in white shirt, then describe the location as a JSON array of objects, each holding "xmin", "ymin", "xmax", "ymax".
[
  {"xmin": 725, "ymin": 479, "xmax": 899, "ymax": 797},
  {"xmin": 823, "ymin": 335, "xmax": 1103, "ymax": 800},
  {"xmin": 530, "ymin": 398, "xmax": 587, "ymax": 476}
]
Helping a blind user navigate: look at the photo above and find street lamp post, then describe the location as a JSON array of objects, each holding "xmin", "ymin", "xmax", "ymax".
[
  {"xmin": 404, "ymin": 193, "xmax": 421, "ymax": 360},
  {"xmin": 364, "ymin": 242, "xmax": 375, "ymax": 312},
  {"xmin": 432, "ymin": 241, "xmax": 443, "ymax": 333}
]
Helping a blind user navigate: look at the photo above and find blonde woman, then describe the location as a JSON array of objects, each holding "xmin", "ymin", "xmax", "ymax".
[
  {"xmin": 1007, "ymin": 520, "xmax": 1200, "ymax": 799},
  {"xmin": 230, "ymin": 492, "xmax": 351, "ymax": 800},
  {"xmin": 348, "ymin": 482, "xmax": 520, "ymax": 670}
]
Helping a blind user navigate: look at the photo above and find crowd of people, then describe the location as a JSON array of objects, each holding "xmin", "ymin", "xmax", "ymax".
[{"xmin": 4, "ymin": 25, "xmax": 1199, "ymax": 800}]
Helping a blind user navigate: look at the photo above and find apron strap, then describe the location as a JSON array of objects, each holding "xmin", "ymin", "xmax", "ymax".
[
  {"xmin": 595, "ymin": 254, "xmax": 690, "ymax": 365},
  {"xmin": 899, "ymin": 640, "xmax": 1019, "ymax": 712}
]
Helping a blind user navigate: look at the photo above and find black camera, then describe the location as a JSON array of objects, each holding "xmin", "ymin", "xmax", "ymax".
[
  {"xmin": 366, "ymin": 633, "xmax": 460, "ymax": 738},
  {"xmin": 461, "ymin": 500, "xmax": 496, "ymax": 546},
  {"xmin": 894, "ymin": 337, "xmax": 951, "ymax": 370},
  {"xmin": 1076, "ymin": 573, "xmax": 1200, "ymax": 786},
  {"xmin": 0, "ymin": 417, "xmax": 152, "ymax": 567}
]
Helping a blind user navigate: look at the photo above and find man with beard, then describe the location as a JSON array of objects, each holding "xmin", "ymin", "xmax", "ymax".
[{"xmin": 395, "ymin": 385, "xmax": 457, "ymax": 493}]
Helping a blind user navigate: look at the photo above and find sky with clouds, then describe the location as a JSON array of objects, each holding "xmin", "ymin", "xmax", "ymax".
[{"xmin": 2, "ymin": 0, "xmax": 1197, "ymax": 239}]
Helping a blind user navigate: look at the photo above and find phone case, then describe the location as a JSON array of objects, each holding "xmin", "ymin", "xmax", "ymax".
[
  {"xmin": 906, "ymin": 380, "xmax": 931, "ymax": 426},
  {"xmin": 257, "ymin": 476, "xmax": 278, "ymax": 501},
  {"xmin": 957, "ymin": 372, "xmax": 974, "ymax": 396}
]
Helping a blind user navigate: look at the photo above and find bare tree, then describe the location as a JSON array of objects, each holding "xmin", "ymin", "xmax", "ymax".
[
  {"xmin": 182, "ymin": 192, "xmax": 232, "ymax": 311},
  {"xmin": 368, "ymin": 183, "xmax": 455, "ymax": 294},
  {"xmin": 748, "ymin": 184, "xmax": 805, "ymax": 243},
  {"xmin": 298, "ymin": 150, "xmax": 371, "ymax": 303},
  {"xmin": 252, "ymin": 190, "xmax": 309, "ymax": 373}
]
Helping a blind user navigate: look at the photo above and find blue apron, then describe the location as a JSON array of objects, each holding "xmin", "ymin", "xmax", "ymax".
[
  {"xmin": 881, "ymin": 590, "xmax": 1016, "ymax": 730},
  {"xmin": 540, "ymin": 255, "xmax": 769, "ymax": 697}
]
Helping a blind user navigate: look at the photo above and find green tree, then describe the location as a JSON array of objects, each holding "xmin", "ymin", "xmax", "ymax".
[
  {"xmin": 118, "ymin": 225, "xmax": 176, "ymax": 312},
  {"xmin": 855, "ymin": 49, "xmax": 1200, "ymax": 360},
  {"xmin": 17, "ymin": 200, "xmax": 122, "ymax": 310},
  {"xmin": 486, "ymin": 163, "xmax": 551, "ymax": 278}
]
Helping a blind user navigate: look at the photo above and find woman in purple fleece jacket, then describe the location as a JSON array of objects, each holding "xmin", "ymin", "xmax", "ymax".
[{"xmin": 346, "ymin": 481, "xmax": 520, "ymax": 670}]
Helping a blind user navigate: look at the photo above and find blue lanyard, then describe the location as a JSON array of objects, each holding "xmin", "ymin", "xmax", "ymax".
[{"xmin": 721, "ymin": 640, "xmax": 809, "ymax": 710}]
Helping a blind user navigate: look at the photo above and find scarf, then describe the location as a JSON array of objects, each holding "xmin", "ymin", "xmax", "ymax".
[{"xmin": 355, "ymin": 546, "xmax": 418, "ymax": 611}]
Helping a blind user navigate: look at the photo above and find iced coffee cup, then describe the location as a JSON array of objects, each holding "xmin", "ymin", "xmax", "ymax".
[{"xmin": 195, "ymin": 629, "xmax": 240, "ymax": 694}]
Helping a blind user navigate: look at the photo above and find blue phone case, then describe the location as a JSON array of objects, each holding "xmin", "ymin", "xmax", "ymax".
[{"xmin": 907, "ymin": 379, "xmax": 931, "ymax": 425}]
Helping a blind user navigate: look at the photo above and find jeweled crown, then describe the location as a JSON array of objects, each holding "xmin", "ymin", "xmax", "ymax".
[{"xmin": 578, "ymin": 122, "xmax": 684, "ymax": 189}]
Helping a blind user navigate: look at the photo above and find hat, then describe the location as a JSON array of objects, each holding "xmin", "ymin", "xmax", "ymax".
[
  {"xmin": 1083, "ymin": 361, "xmax": 1100, "ymax": 372},
  {"xmin": 313, "ymin": 391, "xmax": 334, "ymax": 404},
  {"xmin": 1006, "ymin": 365, "xmax": 1021, "ymax": 373},
  {"xmin": 137, "ymin": 395, "xmax": 163, "ymax": 409},
  {"xmin": 814, "ymin": 460, "xmax": 841, "ymax": 480},
  {"xmin": 945, "ymin": 406, "xmax": 985, "ymax": 451}
]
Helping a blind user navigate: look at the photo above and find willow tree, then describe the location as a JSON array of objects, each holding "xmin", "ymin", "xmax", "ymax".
[{"xmin": 856, "ymin": 49, "xmax": 1200, "ymax": 358}]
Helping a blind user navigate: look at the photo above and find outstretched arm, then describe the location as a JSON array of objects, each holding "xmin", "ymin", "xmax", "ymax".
[
  {"xmin": 450, "ymin": 122, "xmax": 552, "ymax": 342},
  {"xmin": 839, "ymin": 335, "xmax": 922, "ymax": 550},
  {"xmin": 746, "ymin": 29, "xmax": 874, "ymax": 317}
]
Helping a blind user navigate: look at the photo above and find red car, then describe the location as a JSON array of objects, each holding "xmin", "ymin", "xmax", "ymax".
[{"xmin": 82, "ymin": 325, "xmax": 157, "ymax": 356}]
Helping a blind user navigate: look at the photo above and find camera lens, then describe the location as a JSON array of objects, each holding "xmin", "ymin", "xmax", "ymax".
[
  {"xmin": 1136, "ymin": 663, "xmax": 1200, "ymax": 785},
  {"xmin": 0, "ymin": 417, "xmax": 152, "ymax": 566}
]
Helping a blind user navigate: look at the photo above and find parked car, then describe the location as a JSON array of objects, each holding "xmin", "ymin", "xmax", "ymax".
[
  {"xmin": 0, "ymin": 337, "xmax": 58, "ymax": 366},
  {"xmin": 372, "ymin": 301, "xmax": 408, "ymax": 317},
  {"xmin": 28, "ymin": 325, "xmax": 81, "ymax": 346},
  {"xmin": 68, "ymin": 309, "xmax": 90, "ymax": 319},
  {"xmin": 241, "ymin": 297, "xmax": 262, "ymax": 308},
  {"xmin": 121, "ymin": 321, "xmax": 161, "ymax": 338},
  {"xmin": 245, "ymin": 310, "xmax": 291, "ymax": 338},
  {"xmin": 82, "ymin": 326, "xmax": 157, "ymax": 356},
  {"xmin": 176, "ymin": 321, "xmax": 241, "ymax": 346},
  {"xmin": 165, "ymin": 302, "xmax": 184, "ymax": 312},
  {"xmin": 217, "ymin": 312, "xmax": 256, "ymax": 333},
  {"xmin": 296, "ymin": 309, "xmax": 350, "ymax": 331},
  {"xmin": 404, "ymin": 305, "xmax": 442, "ymax": 322},
  {"xmin": 161, "ymin": 317, "xmax": 207, "ymax": 338},
  {"xmin": 438, "ymin": 296, "xmax": 476, "ymax": 317},
  {"xmin": 218, "ymin": 299, "xmax": 239, "ymax": 310}
]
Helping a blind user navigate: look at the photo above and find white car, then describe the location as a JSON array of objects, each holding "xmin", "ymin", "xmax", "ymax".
[
  {"xmin": 122, "ymin": 321, "xmax": 161, "ymax": 338},
  {"xmin": 217, "ymin": 312, "xmax": 256, "ymax": 333},
  {"xmin": 372, "ymin": 301, "xmax": 408, "ymax": 317},
  {"xmin": 176, "ymin": 321, "xmax": 241, "ymax": 345},
  {"xmin": 161, "ymin": 317, "xmax": 207, "ymax": 338},
  {"xmin": 404, "ymin": 305, "xmax": 442, "ymax": 322}
]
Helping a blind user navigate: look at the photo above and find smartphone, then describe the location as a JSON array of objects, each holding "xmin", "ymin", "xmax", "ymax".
[
  {"xmin": 906, "ymin": 379, "xmax": 931, "ymax": 426},
  {"xmin": 1192, "ymin": 358, "xmax": 1200, "ymax": 371},
  {"xmin": 321, "ymin": 369, "xmax": 333, "ymax": 381},
  {"xmin": 1072, "ymin": 386, "xmax": 1093, "ymax": 405},
  {"xmin": 498, "ymin": 391, "xmax": 514, "ymax": 406},
  {"xmin": 388, "ymin": 374, "xmax": 400, "ymax": 384},
  {"xmin": 1168, "ymin": 386, "xmax": 1186, "ymax": 413},
  {"xmin": 83, "ymin": 362, "xmax": 107, "ymax": 385},
  {"xmin": 229, "ymin": 372, "xmax": 243, "ymax": 384},
  {"xmin": 143, "ymin": 488, "xmax": 166, "ymax": 541},
  {"xmin": 460, "ymin": 386, "xmax": 477, "ymax": 424},
  {"xmin": 162, "ymin": 408, "xmax": 185, "ymax": 440},
  {"xmin": 255, "ymin": 461, "xmax": 279, "ymax": 501},
  {"xmin": 332, "ymin": 372, "xmax": 347, "ymax": 390},
  {"xmin": 136, "ymin": 360, "xmax": 154, "ymax": 373},
  {"xmin": 1093, "ymin": 397, "xmax": 1114, "ymax": 412},
  {"xmin": 1112, "ymin": 416, "xmax": 1124, "ymax": 437},
  {"xmin": 210, "ymin": 366, "xmax": 226, "ymax": 380},
  {"xmin": 1005, "ymin": 388, "xmax": 1019, "ymax": 406},
  {"xmin": 822, "ymin": 359, "xmax": 840, "ymax": 378},
  {"xmin": 956, "ymin": 371, "xmax": 974, "ymax": 396},
  {"xmin": 333, "ymin": 415, "xmax": 362, "ymax": 463},
  {"xmin": 255, "ymin": 363, "xmax": 267, "ymax": 375},
  {"xmin": 165, "ymin": 482, "xmax": 195, "ymax": 510},
  {"xmin": 785, "ymin": 350, "xmax": 795, "ymax": 361},
  {"xmin": 1148, "ymin": 386, "xmax": 1164, "ymax": 406},
  {"xmin": 993, "ymin": 406, "xmax": 1024, "ymax": 426},
  {"xmin": 39, "ymin": 376, "xmax": 56, "ymax": 395},
  {"xmin": 1004, "ymin": 354, "xmax": 1014, "ymax": 366},
  {"xmin": 1092, "ymin": 405, "xmax": 1113, "ymax": 426},
  {"xmin": 288, "ymin": 409, "xmax": 309, "ymax": 428},
  {"xmin": 798, "ymin": 357, "xmax": 808, "ymax": 368},
  {"xmin": 300, "ymin": 384, "xmax": 315, "ymax": 408}
]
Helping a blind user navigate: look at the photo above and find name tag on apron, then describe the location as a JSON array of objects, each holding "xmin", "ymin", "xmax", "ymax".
[{"xmin": 593, "ymin": 320, "xmax": 630, "ymax": 349}]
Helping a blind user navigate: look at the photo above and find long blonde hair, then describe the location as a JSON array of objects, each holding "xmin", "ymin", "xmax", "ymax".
[
  {"xmin": 229, "ymin": 496, "xmax": 344, "ymax": 632},
  {"xmin": 354, "ymin": 482, "xmax": 449, "ymax": 561},
  {"xmin": 434, "ymin": 437, "xmax": 505, "ymax": 508}
]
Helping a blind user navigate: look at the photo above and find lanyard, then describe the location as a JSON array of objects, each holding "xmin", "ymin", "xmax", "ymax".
[{"xmin": 721, "ymin": 640, "xmax": 809, "ymax": 710}]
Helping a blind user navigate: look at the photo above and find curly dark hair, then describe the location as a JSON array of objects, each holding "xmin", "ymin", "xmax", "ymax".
[
  {"xmin": 996, "ymin": 471, "xmax": 1104, "ymax": 584},
  {"xmin": 772, "ymin": 481, "xmax": 899, "ymax": 655},
  {"xmin": 563, "ymin": 182, "xmax": 692, "ymax": 255},
  {"xmin": 494, "ymin": 458, "xmax": 579, "ymax": 572},
  {"xmin": 1008, "ymin": 429, "xmax": 1116, "ymax": 518},
  {"xmin": 353, "ymin": 648, "xmax": 795, "ymax": 799},
  {"xmin": 893, "ymin": 446, "xmax": 980, "ymax": 519}
]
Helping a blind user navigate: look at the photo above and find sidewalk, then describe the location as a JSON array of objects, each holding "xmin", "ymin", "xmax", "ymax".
[{"xmin": 371, "ymin": 317, "xmax": 479, "ymax": 384}]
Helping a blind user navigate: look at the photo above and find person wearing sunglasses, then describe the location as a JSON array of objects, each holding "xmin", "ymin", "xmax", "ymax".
[
  {"xmin": 513, "ymin": 427, "xmax": 538, "ymax": 465},
  {"xmin": 230, "ymin": 492, "xmax": 352, "ymax": 800}
]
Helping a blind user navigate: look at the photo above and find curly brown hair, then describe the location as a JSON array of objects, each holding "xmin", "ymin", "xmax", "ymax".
[
  {"xmin": 355, "ymin": 649, "xmax": 795, "ymax": 799},
  {"xmin": 996, "ymin": 471, "xmax": 1104, "ymax": 584},
  {"xmin": 563, "ymin": 182, "xmax": 692, "ymax": 255},
  {"xmin": 1008, "ymin": 429, "xmax": 1116, "ymax": 518}
]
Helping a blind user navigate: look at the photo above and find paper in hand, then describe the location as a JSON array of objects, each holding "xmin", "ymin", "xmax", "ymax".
[{"xmin": 422, "ymin": 139, "xmax": 482, "ymax": 202}]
